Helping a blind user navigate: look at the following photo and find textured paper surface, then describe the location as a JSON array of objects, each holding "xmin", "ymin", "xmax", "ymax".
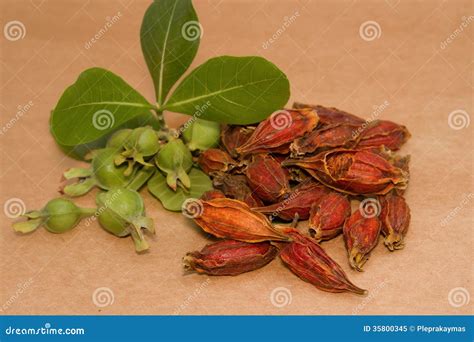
[{"xmin": 0, "ymin": 0, "xmax": 472, "ymax": 315}]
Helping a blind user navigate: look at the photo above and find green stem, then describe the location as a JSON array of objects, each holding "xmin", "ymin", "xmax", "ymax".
[{"xmin": 127, "ymin": 167, "xmax": 155, "ymax": 191}]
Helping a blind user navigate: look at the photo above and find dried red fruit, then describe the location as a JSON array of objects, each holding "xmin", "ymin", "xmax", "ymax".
[
  {"xmin": 343, "ymin": 209, "xmax": 381, "ymax": 271},
  {"xmin": 188, "ymin": 198, "xmax": 289, "ymax": 242},
  {"xmin": 245, "ymin": 154, "xmax": 290, "ymax": 203},
  {"xmin": 357, "ymin": 120, "xmax": 411, "ymax": 150},
  {"xmin": 200, "ymin": 189, "xmax": 226, "ymax": 201},
  {"xmin": 221, "ymin": 125, "xmax": 254, "ymax": 157},
  {"xmin": 379, "ymin": 192, "xmax": 410, "ymax": 251},
  {"xmin": 290, "ymin": 123, "xmax": 361, "ymax": 156},
  {"xmin": 212, "ymin": 173, "xmax": 264, "ymax": 208},
  {"xmin": 236, "ymin": 109, "xmax": 319, "ymax": 155},
  {"xmin": 183, "ymin": 240, "xmax": 278, "ymax": 276},
  {"xmin": 283, "ymin": 148, "xmax": 409, "ymax": 195},
  {"xmin": 309, "ymin": 192, "xmax": 351, "ymax": 241},
  {"xmin": 198, "ymin": 149, "xmax": 237, "ymax": 175},
  {"xmin": 253, "ymin": 180, "xmax": 328, "ymax": 221},
  {"xmin": 280, "ymin": 229, "xmax": 367, "ymax": 295},
  {"xmin": 293, "ymin": 102, "xmax": 365, "ymax": 126}
]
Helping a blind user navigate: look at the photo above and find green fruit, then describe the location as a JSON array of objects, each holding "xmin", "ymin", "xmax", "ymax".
[
  {"xmin": 107, "ymin": 129, "xmax": 133, "ymax": 149},
  {"xmin": 62, "ymin": 148, "xmax": 134, "ymax": 197},
  {"xmin": 96, "ymin": 188, "xmax": 154, "ymax": 252},
  {"xmin": 12, "ymin": 198, "xmax": 95, "ymax": 234},
  {"xmin": 155, "ymin": 138, "xmax": 193, "ymax": 191},
  {"xmin": 182, "ymin": 119, "xmax": 220, "ymax": 151},
  {"xmin": 115, "ymin": 126, "xmax": 160, "ymax": 176}
]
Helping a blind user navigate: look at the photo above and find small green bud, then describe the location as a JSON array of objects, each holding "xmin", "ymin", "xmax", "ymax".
[
  {"xmin": 12, "ymin": 198, "xmax": 95, "ymax": 234},
  {"xmin": 96, "ymin": 188, "xmax": 154, "ymax": 252},
  {"xmin": 107, "ymin": 129, "xmax": 133, "ymax": 149},
  {"xmin": 182, "ymin": 119, "xmax": 220, "ymax": 151},
  {"xmin": 115, "ymin": 127, "xmax": 160, "ymax": 176},
  {"xmin": 155, "ymin": 138, "xmax": 193, "ymax": 191},
  {"xmin": 61, "ymin": 148, "xmax": 134, "ymax": 197}
]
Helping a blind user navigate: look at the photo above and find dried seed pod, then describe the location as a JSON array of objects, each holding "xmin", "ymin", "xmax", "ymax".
[
  {"xmin": 293, "ymin": 102, "xmax": 365, "ymax": 126},
  {"xmin": 212, "ymin": 173, "xmax": 264, "ymax": 208},
  {"xmin": 357, "ymin": 120, "xmax": 411, "ymax": 150},
  {"xmin": 236, "ymin": 108, "xmax": 319, "ymax": 155},
  {"xmin": 245, "ymin": 154, "xmax": 290, "ymax": 203},
  {"xmin": 221, "ymin": 125, "xmax": 254, "ymax": 157},
  {"xmin": 290, "ymin": 123, "xmax": 361, "ymax": 156},
  {"xmin": 280, "ymin": 229, "xmax": 367, "ymax": 295},
  {"xmin": 343, "ymin": 209, "xmax": 381, "ymax": 271},
  {"xmin": 309, "ymin": 192, "xmax": 351, "ymax": 241},
  {"xmin": 283, "ymin": 148, "xmax": 409, "ymax": 195},
  {"xmin": 187, "ymin": 198, "xmax": 288, "ymax": 242},
  {"xmin": 379, "ymin": 192, "xmax": 410, "ymax": 251},
  {"xmin": 200, "ymin": 189, "xmax": 226, "ymax": 201},
  {"xmin": 198, "ymin": 149, "xmax": 237, "ymax": 175},
  {"xmin": 184, "ymin": 240, "xmax": 278, "ymax": 276},
  {"xmin": 253, "ymin": 180, "xmax": 328, "ymax": 221}
]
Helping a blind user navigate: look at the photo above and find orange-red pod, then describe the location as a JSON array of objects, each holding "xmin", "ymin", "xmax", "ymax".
[
  {"xmin": 236, "ymin": 108, "xmax": 319, "ymax": 155},
  {"xmin": 357, "ymin": 120, "xmax": 411, "ymax": 151},
  {"xmin": 293, "ymin": 102, "xmax": 365, "ymax": 126},
  {"xmin": 343, "ymin": 209, "xmax": 381, "ymax": 271},
  {"xmin": 290, "ymin": 123, "xmax": 361, "ymax": 156},
  {"xmin": 184, "ymin": 240, "xmax": 278, "ymax": 276},
  {"xmin": 253, "ymin": 181, "xmax": 328, "ymax": 221},
  {"xmin": 212, "ymin": 173, "xmax": 264, "ymax": 208},
  {"xmin": 309, "ymin": 192, "xmax": 351, "ymax": 241},
  {"xmin": 245, "ymin": 154, "xmax": 290, "ymax": 203},
  {"xmin": 283, "ymin": 148, "xmax": 409, "ymax": 195},
  {"xmin": 379, "ymin": 192, "xmax": 410, "ymax": 251},
  {"xmin": 280, "ymin": 229, "xmax": 367, "ymax": 295},
  {"xmin": 200, "ymin": 189, "xmax": 226, "ymax": 201},
  {"xmin": 221, "ymin": 125, "xmax": 254, "ymax": 157},
  {"xmin": 188, "ymin": 198, "xmax": 288, "ymax": 242},
  {"xmin": 198, "ymin": 149, "xmax": 237, "ymax": 175}
]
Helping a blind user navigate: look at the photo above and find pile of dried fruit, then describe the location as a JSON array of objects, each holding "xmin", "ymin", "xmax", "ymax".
[{"xmin": 184, "ymin": 103, "xmax": 411, "ymax": 295}]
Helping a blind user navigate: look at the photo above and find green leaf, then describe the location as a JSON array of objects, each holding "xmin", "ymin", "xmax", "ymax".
[
  {"xmin": 148, "ymin": 167, "xmax": 212, "ymax": 211},
  {"xmin": 164, "ymin": 56, "xmax": 290, "ymax": 124},
  {"xmin": 141, "ymin": 0, "xmax": 200, "ymax": 105},
  {"xmin": 50, "ymin": 68, "xmax": 160, "ymax": 160}
]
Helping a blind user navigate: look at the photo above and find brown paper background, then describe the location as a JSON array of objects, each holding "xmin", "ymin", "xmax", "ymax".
[{"xmin": 1, "ymin": 0, "xmax": 472, "ymax": 315}]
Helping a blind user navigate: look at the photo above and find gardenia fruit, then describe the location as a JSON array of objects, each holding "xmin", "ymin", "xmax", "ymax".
[
  {"xmin": 12, "ymin": 198, "xmax": 95, "ymax": 234},
  {"xmin": 96, "ymin": 187, "xmax": 155, "ymax": 252}
]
